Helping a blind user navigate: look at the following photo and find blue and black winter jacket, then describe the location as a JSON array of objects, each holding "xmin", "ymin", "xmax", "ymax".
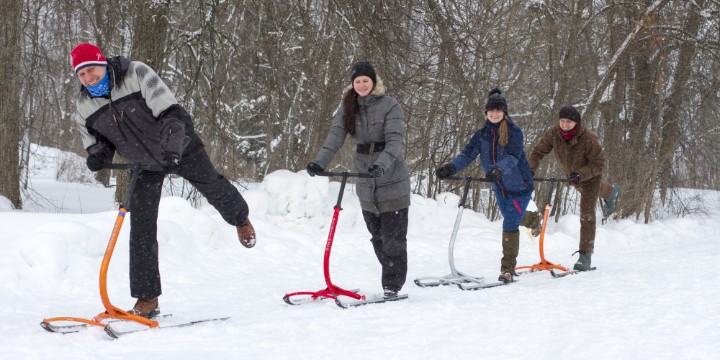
[{"xmin": 451, "ymin": 118, "xmax": 534, "ymax": 197}]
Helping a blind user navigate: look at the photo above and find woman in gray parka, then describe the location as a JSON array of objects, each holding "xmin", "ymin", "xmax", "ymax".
[{"xmin": 306, "ymin": 61, "xmax": 411, "ymax": 298}]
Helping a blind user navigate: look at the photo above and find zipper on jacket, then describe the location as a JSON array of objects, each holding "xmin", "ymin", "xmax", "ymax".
[
  {"xmin": 105, "ymin": 65, "xmax": 129, "ymax": 143},
  {"xmin": 110, "ymin": 100, "xmax": 129, "ymax": 142},
  {"xmin": 361, "ymin": 104, "xmax": 369, "ymax": 143}
]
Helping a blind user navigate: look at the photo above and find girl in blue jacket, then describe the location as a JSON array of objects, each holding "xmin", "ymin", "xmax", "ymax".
[{"xmin": 436, "ymin": 88, "xmax": 534, "ymax": 283}]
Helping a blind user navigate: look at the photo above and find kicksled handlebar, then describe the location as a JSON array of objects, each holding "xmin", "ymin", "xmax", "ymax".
[
  {"xmin": 442, "ymin": 176, "xmax": 569, "ymax": 183},
  {"xmin": 315, "ymin": 171, "xmax": 372, "ymax": 178},
  {"xmin": 103, "ymin": 163, "xmax": 166, "ymax": 172}
]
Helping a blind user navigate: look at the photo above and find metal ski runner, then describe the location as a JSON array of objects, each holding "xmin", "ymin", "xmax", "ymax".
[
  {"xmin": 335, "ymin": 294, "xmax": 409, "ymax": 309},
  {"xmin": 550, "ymin": 267, "xmax": 597, "ymax": 278},
  {"xmin": 283, "ymin": 289, "xmax": 360, "ymax": 305},
  {"xmin": 41, "ymin": 314, "xmax": 173, "ymax": 334},
  {"xmin": 104, "ymin": 317, "xmax": 230, "ymax": 339},
  {"xmin": 458, "ymin": 281, "xmax": 513, "ymax": 291}
]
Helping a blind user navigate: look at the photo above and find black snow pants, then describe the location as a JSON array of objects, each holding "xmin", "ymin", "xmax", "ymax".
[
  {"xmin": 129, "ymin": 148, "xmax": 249, "ymax": 299},
  {"xmin": 362, "ymin": 208, "xmax": 408, "ymax": 292}
]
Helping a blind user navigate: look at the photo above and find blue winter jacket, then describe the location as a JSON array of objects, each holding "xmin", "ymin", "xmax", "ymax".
[{"xmin": 451, "ymin": 118, "xmax": 534, "ymax": 197}]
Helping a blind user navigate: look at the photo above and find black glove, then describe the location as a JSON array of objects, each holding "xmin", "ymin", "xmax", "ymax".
[
  {"xmin": 163, "ymin": 151, "xmax": 182, "ymax": 173},
  {"xmin": 569, "ymin": 171, "xmax": 581, "ymax": 184},
  {"xmin": 368, "ymin": 164, "xmax": 385, "ymax": 178},
  {"xmin": 306, "ymin": 162, "xmax": 324, "ymax": 176},
  {"xmin": 486, "ymin": 167, "xmax": 503, "ymax": 182},
  {"xmin": 85, "ymin": 142, "xmax": 112, "ymax": 172},
  {"xmin": 86, "ymin": 154, "xmax": 105, "ymax": 172},
  {"xmin": 435, "ymin": 164, "xmax": 455, "ymax": 179}
]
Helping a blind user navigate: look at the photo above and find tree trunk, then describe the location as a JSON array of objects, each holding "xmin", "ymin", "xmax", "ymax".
[
  {"xmin": 114, "ymin": 0, "xmax": 171, "ymax": 205},
  {"xmin": 0, "ymin": 0, "xmax": 23, "ymax": 209},
  {"xmin": 656, "ymin": 2, "xmax": 703, "ymax": 204}
]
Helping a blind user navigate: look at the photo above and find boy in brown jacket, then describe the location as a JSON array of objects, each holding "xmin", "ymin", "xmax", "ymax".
[{"xmin": 527, "ymin": 105, "xmax": 620, "ymax": 271}]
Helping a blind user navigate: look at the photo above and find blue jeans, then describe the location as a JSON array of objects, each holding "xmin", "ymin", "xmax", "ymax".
[{"xmin": 495, "ymin": 192, "xmax": 532, "ymax": 232}]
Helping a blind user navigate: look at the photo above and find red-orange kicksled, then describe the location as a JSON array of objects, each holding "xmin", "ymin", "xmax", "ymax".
[
  {"xmin": 515, "ymin": 178, "xmax": 570, "ymax": 274},
  {"xmin": 40, "ymin": 164, "xmax": 163, "ymax": 334},
  {"xmin": 283, "ymin": 171, "xmax": 371, "ymax": 305}
]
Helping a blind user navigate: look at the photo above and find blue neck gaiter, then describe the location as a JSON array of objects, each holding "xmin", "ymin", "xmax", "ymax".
[{"xmin": 85, "ymin": 69, "xmax": 110, "ymax": 97}]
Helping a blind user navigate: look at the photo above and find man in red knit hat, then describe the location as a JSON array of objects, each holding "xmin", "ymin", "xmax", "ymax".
[{"xmin": 70, "ymin": 42, "xmax": 257, "ymax": 317}]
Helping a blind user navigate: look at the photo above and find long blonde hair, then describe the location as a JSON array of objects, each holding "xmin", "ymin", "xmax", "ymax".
[{"xmin": 497, "ymin": 114, "xmax": 509, "ymax": 147}]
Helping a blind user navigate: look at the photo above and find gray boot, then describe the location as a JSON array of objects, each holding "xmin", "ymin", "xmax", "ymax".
[
  {"xmin": 573, "ymin": 251, "xmax": 593, "ymax": 271},
  {"xmin": 603, "ymin": 185, "xmax": 621, "ymax": 216}
]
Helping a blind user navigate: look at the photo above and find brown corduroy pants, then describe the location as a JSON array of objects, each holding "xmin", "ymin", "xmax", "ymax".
[{"xmin": 575, "ymin": 177, "xmax": 613, "ymax": 254}]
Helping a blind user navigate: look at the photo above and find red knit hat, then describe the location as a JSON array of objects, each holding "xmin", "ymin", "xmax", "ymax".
[{"xmin": 70, "ymin": 43, "xmax": 107, "ymax": 73}]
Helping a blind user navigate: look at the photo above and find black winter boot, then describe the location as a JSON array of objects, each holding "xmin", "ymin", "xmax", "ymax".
[{"xmin": 383, "ymin": 288, "xmax": 399, "ymax": 299}]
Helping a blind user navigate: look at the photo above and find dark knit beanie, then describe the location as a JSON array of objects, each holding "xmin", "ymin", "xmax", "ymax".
[
  {"xmin": 559, "ymin": 105, "xmax": 581, "ymax": 124},
  {"xmin": 350, "ymin": 61, "xmax": 377, "ymax": 84},
  {"xmin": 485, "ymin": 88, "xmax": 508, "ymax": 114}
]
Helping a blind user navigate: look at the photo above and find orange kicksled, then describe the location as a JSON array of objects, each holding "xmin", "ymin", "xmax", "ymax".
[
  {"xmin": 41, "ymin": 164, "xmax": 163, "ymax": 335},
  {"xmin": 515, "ymin": 178, "xmax": 569, "ymax": 274}
]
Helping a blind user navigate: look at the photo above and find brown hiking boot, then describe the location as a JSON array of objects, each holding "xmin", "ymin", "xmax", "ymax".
[
  {"xmin": 498, "ymin": 272, "xmax": 514, "ymax": 283},
  {"xmin": 520, "ymin": 211, "xmax": 543, "ymax": 237},
  {"xmin": 128, "ymin": 297, "xmax": 160, "ymax": 318},
  {"xmin": 237, "ymin": 218, "xmax": 257, "ymax": 248},
  {"xmin": 531, "ymin": 216, "xmax": 543, "ymax": 237}
]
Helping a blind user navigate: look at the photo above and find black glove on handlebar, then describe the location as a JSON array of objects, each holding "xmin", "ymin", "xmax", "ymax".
[
  {"xmin": 486, "ymin": 167, "xmax": 503, "ymax": 182},
  {"xmin": 436, "ymin": 164, "xmax": 455, "ymax": 179},
  {"xmin": 306, "ymin": 162, "xmax": 324, "ymax": 176}
]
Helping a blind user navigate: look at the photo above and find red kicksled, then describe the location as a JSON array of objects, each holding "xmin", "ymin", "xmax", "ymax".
[{"xmin": 283, "ymin": 171, "xmax": 371, "ymax": 305}]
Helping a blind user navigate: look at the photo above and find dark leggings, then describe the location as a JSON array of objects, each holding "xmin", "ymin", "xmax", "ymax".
[
  {"xmin": 362, "ymin": 208, "xmax": 409, "ymax": 292},
  {"xmin": 129, "ymin": 148, "xmax": 249, "ymax": 299}
]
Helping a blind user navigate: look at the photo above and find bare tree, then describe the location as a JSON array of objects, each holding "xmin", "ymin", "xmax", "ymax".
[
  {"xmin": 110, "ymin": 0, "xmax": 171, "ymax": 204},
  {"xmin": 13, "ymin": 0, "xmax": 720, "ymax": 221},
  {"xmin": 0, "ymin": 0, "xmax": 23, "ymax": 208}
]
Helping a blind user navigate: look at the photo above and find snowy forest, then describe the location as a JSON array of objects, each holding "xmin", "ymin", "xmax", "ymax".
[{"xmin": 1, "ymin": 0, "xmax": 719, "ymax": 223}]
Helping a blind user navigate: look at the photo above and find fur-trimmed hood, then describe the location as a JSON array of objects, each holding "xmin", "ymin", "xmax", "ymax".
[{"xmin": 344, "ymin": 75, "xmax": 386, "ymax": 96}]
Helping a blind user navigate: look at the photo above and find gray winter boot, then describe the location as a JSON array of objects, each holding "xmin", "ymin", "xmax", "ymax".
[
  {"xmin": 573, "ymin": 251, "xmax": 593, "ymax": 271},
  {"xmin": 603, "ymin": 185, "xmax": 621, "ymax": 216}
]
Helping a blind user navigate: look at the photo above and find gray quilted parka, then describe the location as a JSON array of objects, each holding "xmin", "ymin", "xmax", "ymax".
[{"xmin": 313, "ymin": 78, "xmax": 410, "ymax": 214}]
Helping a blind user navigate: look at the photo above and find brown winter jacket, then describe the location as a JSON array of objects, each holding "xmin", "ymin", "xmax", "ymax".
[{"xmin": 528, "ymin": 124, "xmax": 606, "ymax": 183}]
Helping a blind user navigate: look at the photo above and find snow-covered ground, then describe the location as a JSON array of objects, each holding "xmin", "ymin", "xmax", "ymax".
[{"xmin": 1, "ymin": 146, "xmax": 719, "ymax": 359}]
